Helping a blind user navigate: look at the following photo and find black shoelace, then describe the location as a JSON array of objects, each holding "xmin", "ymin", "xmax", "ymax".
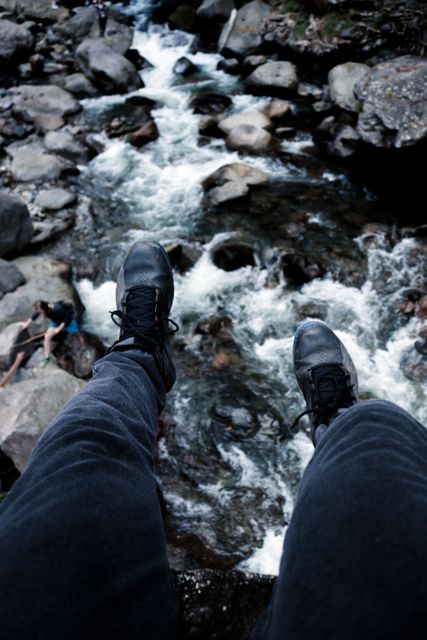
[
  {"xmin": 110, "ymin": 286, "xmax": 179, "ymax": 346},
  {"xmin": 289, "ymin": 364, "xmax": 355, "ymax": 434}
]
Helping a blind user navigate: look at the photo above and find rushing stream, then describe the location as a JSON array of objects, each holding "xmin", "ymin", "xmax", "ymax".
[{"xmin": 70, "ymin": 0, "xmax": 427, "ymax": 575}]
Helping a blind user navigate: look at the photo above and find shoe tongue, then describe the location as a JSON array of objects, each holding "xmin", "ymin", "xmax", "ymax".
[
  {"xmin": 126, "ymin": 287, "xmax": 157, "ymax": 332},
  {"xmin": 311, "ymin": 364, "xmax": 347, "ymax": 405}
]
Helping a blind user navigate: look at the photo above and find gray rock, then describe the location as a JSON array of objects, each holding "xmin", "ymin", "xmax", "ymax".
[
  {"xmin": 127, "ymin": 120, "xmax": 159, "ymax": 149},
  {"xmin": 0, "ymin": 18, "xmax": 33, "ymax": 63},
  {"xmin": 217, "ymin": 58, "xmax": 240, "ymax": 75},
  {"xmin": 35, "ymin": 188, "xmax": 77, "ymax": 211},
  {"xmin": 212, "ymin": 242, "xmax": 256, "ymax": 271},
  {"xmin": 33, "ymin": 113, "xmax": 65, "ymax": 133},
  {"xmin": 219, "ymin": 0, "xmax": 271, "ymax": 57},
  {"xmin": 355, "ymin": 56, "xmax": 427, "ymax": 148},
  {"xmin": 12, "ymin": 84, "xmax": 80, "ymax": 123},
  {"xmin": 328, "ymin": 62, "xmax": 370, "ymax": 112},
  {"xmin": 6, "ymin": 143, "xmax": 70, "ymax": 182},
  {"xmin": 64, "ymin": 73, "xmax": 98, "ymax": 98},
  {"xmin": 0, "ymin": 193, "xmax": 33, "ymax": 257},
  {"xmin": 208, "ymin": 180, "xmax": 249, "ymax": 205},
  {"xmin": 203, "ymin": 163, "xmax": 268, "ymax": 188},
  {"xmin": 75, "ymin": 37, "xmax": 142, "ymax": 94},
  {"xmin": 0, "ymin": 259, "xmax": 25, "ymax": 294},
  {"xmin": 0, "ymin": 322, "xmax": 22, "ymax": 369},
  {"xmin": 226, "ymin": 124, "xmax": 280, "ymax": 153},
  {"xmin": 44, "ymin": 130, "xmax": 86, "ymax": 161},
  {"xmin": 243, "ymin": 54, "xmax": 268, "ymax": 72},
  {"xmin": 246, "ymin": 61, "xmax": 298, "ymax": 92},
  {"xmin": 0, "ymin": 367, "xmax": 84, "ymax": 472},
  {"xmin": 218, "ymin": 110, "xmax": 271, "ymax": 134},
  {"xmin": 30, "ymin": 210, "xmax": 75, "ymax": 246},
  {"xmin": 0, "ymin": 256, "xmax": 80, "ymax": 331},
  {"xmin": 0, "ymin": 0, "xmax": 64, "ymax": 21},
  {"xmin": 197, "ymin": 0, "xmax": 235, "ymax": 19},
  {"xmin": 263, "ymin": 99, "xmax": 290, "ymax": 120}
]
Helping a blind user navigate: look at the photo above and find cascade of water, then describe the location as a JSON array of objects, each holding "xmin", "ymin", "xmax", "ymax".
[{"xmin": 76, "ymin": 16, "xmax": 426, "ymax": 575}]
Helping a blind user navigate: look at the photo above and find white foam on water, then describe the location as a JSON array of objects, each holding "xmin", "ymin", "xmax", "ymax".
[
  {"xmin": 76, "ymin": 279, "xmax": 117, "ymax": 344},
  {"xmin": 239, "ymin": 528, "xmax": 285, "ymax": 576}
]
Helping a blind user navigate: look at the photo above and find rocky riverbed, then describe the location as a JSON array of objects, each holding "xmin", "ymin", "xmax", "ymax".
[{"xmin": 0, "ymin": 0, "xmax": 426, "ymax": 636}]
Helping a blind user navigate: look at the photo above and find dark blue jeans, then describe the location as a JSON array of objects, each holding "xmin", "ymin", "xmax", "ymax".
[
  {"xmin": 1, "ymin": 352, "xmax": 426, "ymax": 639},
  {"xmin": 0, "ymin": 350, "xmax": 180, "ymax": 640},
  {"xmin": 254, "ymin": 400, "xmax": 427, "ymax": 640}
]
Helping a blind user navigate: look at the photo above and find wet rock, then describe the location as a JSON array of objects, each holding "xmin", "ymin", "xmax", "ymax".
[
  {"xmin": 246, "ymin": 61, "xmax": 298, "ymax": 94},
  {"xmin": 173, "ymin": 56, "xmax": 197, "ymax": 77},
  {"xmin": 281, "ymin": 252, "xmax": 324, "ymax": 284},
  {"xmin": 64, "ymin": 72, "xmax": 98, "ymax": 98},
  {"xmin": 243, "ymin": 54, "xmax": 268, "ymax": 73},
  {"xmin": 44, "ymin": 130, "xmax": 87, "ymax": 161},
  {"xmin": 414, "ymin": 338, "xmax": 427, "ymax": 357},
  {"xmin": 197, "ymin": 0, "xmax": 234, "ymax": 20},
  {"xmin": 218, "ymin": 110, "xmax": 270, "ymax": 134},
  {"xmin": 168, "ymin": 4, "xmax": 198, "ymax": 33},
  {"xmin": 0, "ymin": 193, "xmax": 33, "ymax": 257},
  {"xmin": 275, "ymin": 126, "xmax": 296, "ymax": 139},
  {"xmin": 218, "ymin": 0, "xmax": 271, "ymax": 57},
  {"xmin": 212, "ymin": 242, "xmax": 256, "ymax": 271},
  {"xmin": 6, "ymin": 142, "xmax": 71, "ymax": 182},
  {"xmin": 263, "ymin": 99, "xmax": 290, "ymax": 120},
  {"xmin": 127, "ymin": 120, "xmax": 159, "ymax": 148},
  {"xmin": 203, "ymin": 163, "xmax": 268, "ymax": 189},
  {"xmin": 208, "ymin": 181, "xmax": 249, "ymax": 205},
  {"xmin": 190, "ymin": 93, "xmax": 232, "ymax": 115},
  {"xmin": 296, "ymin": 300, "xmax": 328, "ymax": 320},
  {"xmin": 0, "ymin": 366, "xmax": 84, "ymax": 473},
  {"xmin": 355, "ymin": 56, "xmax": 427, "ymax": 148},
  {"xmin": 53, "ymin": 331, "xmax": 106, "ymax": 379},
  {"xmin": 35, "ymin": 188, "xmax": 77, "ymax": 211},
  {"xmin": 55, "ymin": 6, "xmax": 133, "ymax": 54},
  {"xmin": 198, "ymin": 115, "xmax": 222, "ymax": 138},
  {"xmin": 226, "ymin": 124, "xmax": 280, "ymax": 153},
  {"xmin": 217, "ymin": 58, "xmax": 240, "ymax": 74},
  {"xmin": 416, "ymin": 295, "xmax": 427, "ymax": 320},
  {"xmin": 125, "ymin": 49, "xmax": 152, "ymax": 71},
  {"xmin": 101, "ymin": 103, "xmax": 152, "ymax": 138},
  {"xmin": 12, "ymin": 84, "xmax": 80, "ymax": 124},
  {"xmin": 0, "ymin": 256, "xmax": 81, "ymax": 331},
  {"xmin": 75, "ymin": 37, "xmax": 143, "ymax": 94},
  {"xmin": 0, "ymin": 18, "xmax": 33, "ymax": 64},
  {"xmin": 328, "ymin": 62, "xmax": 370, "ymax": 112},
  {"xmin": 30, "ymin": 210, "xmax": 75, "ymax": 246},
  {"xmin": 0, "ymin": 259, "xmax": 25, "ymax": 294},
  {"xmin": 165, "ymin": 242, "xmax": 202, "ymax": 273}
]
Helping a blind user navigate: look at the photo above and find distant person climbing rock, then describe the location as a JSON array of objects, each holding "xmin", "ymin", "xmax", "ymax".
[
  {"xmin": 93, "ymin": 0, "xmax": 108, "ymax": 36},
  {"xmin": 1, "ymin": 242, "xmax": 427, "ymax": 639},
  {"xmin": 20, "ymin": 300, "xmax": 82, "ymax": 367}
]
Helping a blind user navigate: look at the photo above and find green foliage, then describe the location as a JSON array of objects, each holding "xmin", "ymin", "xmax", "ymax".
[{"xmin": 0, "ymin": 490, "xmax": 7, "ymax": 501}]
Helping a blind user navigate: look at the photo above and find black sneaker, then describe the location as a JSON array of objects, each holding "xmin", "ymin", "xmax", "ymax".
[
  {"xmin": 291, "ymin": 321, "xmax": 358, "ymax": 445},
  {"xmin": 109, "ymin": 241, "xmax": 178, "ymax": 391}
]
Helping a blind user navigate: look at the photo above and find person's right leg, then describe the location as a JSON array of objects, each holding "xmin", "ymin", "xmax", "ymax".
[
  {"xmin": 0, "ymin": 241, "xmax": 180, "ymax": 640},
  {"xmin": 254, "ymin": 323, "xmax": 427, "ymax": 640}
]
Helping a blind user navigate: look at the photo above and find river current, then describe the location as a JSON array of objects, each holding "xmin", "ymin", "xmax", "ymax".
[{"xmin": 73, "ymin": 0, "xmax": 427, "ymax": 575}]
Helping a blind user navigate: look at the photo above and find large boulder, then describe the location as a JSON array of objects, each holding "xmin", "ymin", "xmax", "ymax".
[
  {"xmin": 0, "ymin": 366, "xmax": 84, "ymax": 472},
  {"xmin": 355, "ymin": 56, "xmax": 427, "ymax": 148},
  {"xmin": 218, "ymin": 0, "xmax": 271, "ymax": 57},
  {"xmin": 0, "ymin": 193, "xmax": 33, "ymax": 257},
  {"xmin": 12, "ymin": 85, "xmax": 81, "ymax": 124},
  {"xmin": 197, "ymin": 0, "xmax": 235, "ymax": 20},
  {"xmin": 55, "ymin": 6, "xmax": 133, "ymax": 54},
  {"xmin": 203, "ymin": 163, "xmax": 268, "ymax": 189},
  {"xmin": 246, "ymin": 61, "xmax": 298, "ymax": 93},
  {"xmin": 218, "ymin": 110, "xmax": 270, "ymax": 134},
  {"xmin": 207, "ymin": 180, "xmax": 249, "ymax": 205},
  {"xmin": 0, "ymin": 19, "xmax": 33, "ymax": 64},
  {"xmin": 6, "ymin": 143, "xmax": 71, "ymax": 182},
  {"xmin": 0, "ymin": 0, "xmax": 66, "ymax": 21},
  {"xmin": 226, "ymin": 124, "xmax": 280, "ymax": 153},
  {"xmin": 35, "ymin": 188, "xmax": 77, "ymax": 211},
  {"xmin": 328, "ymin": 62, "xmax": 370, "ymax": 112},
  {"xmin": 44, "ymin": 130, "xmax": 87, "ymax": 161},
  {"xmin": 0, "ymin": 256, "xmax": 81, "ymax": 331},
  {"xmin": 75, "ymin": 38, "xmax": 143, "ymax": 94},
  {"xmin": 0, "ymin": 322, "xmax": 22, "ymax": 368},
  {"xmin": 0, "ymin": 259, "xmax": 25, "ymax": 294}
]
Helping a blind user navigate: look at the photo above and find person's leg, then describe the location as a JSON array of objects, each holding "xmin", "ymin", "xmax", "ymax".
[
  {"xmin": 43, "ymin": 325, "xmax": 58, "ymax": 359},
  {"xmin": 0, "ymin": 241, "xmax": 180, "ymax": 639},
  {"xmin": 255, "ymin": 399, "xmax": 427, "ymax": 640},
  {"xmin": 254, "ymin": 322, "xmax": 427, "ymax": 639},
  {"xmin": 0, "ymin": 349, "xmax": 180, "ymax": 640}
]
